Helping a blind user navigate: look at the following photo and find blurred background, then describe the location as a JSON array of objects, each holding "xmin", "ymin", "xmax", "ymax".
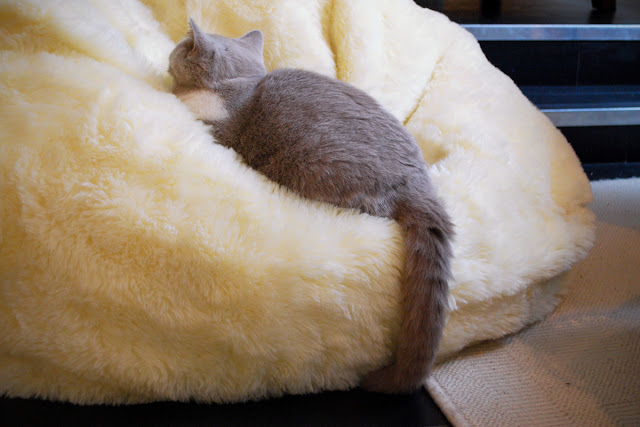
[{"xmin": 417, "ymin": 0, "xmax": 640, "ymax": 180}]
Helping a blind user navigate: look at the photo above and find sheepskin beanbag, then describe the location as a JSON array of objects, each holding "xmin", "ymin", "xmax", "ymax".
[{"xmin": 0, "ymin": 0, "xmax": 594, "ymax": 404}]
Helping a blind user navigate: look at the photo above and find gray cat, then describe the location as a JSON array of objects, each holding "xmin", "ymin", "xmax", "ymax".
[{"xmin": 169, "ymin": 20, "xmax": 454, "ymax": 394}]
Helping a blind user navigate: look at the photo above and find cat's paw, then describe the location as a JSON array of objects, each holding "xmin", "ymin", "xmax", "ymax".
[{"xmin": 359, "ymin": 365, "xmax": 419, "ymax": 394}]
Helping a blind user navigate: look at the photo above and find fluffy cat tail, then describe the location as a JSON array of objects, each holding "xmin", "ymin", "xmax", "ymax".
[{"xmin": 361, "ymin": 194, "xmax": 453, "ymax": 394}]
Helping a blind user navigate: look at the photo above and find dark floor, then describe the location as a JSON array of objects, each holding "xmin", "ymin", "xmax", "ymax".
[
  {"xmin": 0, "ymin": 388, "xmax": 450, "ymax": 427},
  {"xmin": 416, "ymin": 0, "xmax": 640, "ymax": 24}
]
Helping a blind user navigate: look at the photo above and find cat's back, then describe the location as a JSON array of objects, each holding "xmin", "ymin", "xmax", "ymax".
[
  {"xmin": 237, "ymin": 68, "xmax": 423, "ymax": 164},
  {"xmin": 254, "ymin": 68, "xmax": 391, "ymax": 125},
  {"xmin": 229, "ymin": 68, "xmax": 429, "ymax": 213}
]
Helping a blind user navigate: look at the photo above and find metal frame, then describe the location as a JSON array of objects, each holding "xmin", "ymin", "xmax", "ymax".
[
  {"xmin": 463, "ymin": 24, "xmax": 640, "ymax": 41},
  {"xmin": 542, "ymin": 107, "xmax": 640, "ymax": 127}
]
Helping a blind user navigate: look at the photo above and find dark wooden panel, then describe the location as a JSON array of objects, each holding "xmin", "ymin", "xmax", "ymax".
[
  {"xmin": 415, "ymin": 0, "xmax": 640, "ymax": 24},
  {"xmin": 479, "ymin": 41, "xmax": 579, "ymax": 86},
  {"xmin": 561, "ymin": 126, "xmax": 640, "ymax": 163},
  {"xmin": 578, "ymin": 42, "xmax": 640, "ymax": 85},
  {"xmin": 478, "ymin": 41, "xmax": 640, "ymax": 86}
]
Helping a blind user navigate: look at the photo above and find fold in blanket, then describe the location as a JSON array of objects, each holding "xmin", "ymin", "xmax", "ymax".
[{"xmin": 0, "ymin": 0, "xmax": 594, "ymax": 403}]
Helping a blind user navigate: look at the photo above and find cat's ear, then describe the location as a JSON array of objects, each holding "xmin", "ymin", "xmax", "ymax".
[
  {"xmin": 187, "ymin": 18, "xmax": 206, "ymax": 60},
  {"xmin": 240, "ymin": 30, "xmax": 264, "ymax": 54}
]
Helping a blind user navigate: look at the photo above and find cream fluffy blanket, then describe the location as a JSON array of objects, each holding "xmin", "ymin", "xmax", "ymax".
[{"xmin": 0, "ymin": 0, "xmax": 594, "ymax": 404}]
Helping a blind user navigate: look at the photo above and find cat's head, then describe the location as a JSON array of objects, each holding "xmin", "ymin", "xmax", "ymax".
[{"xmin": 169, "ymin": 19, "xmax": 267, "ymax": 89}]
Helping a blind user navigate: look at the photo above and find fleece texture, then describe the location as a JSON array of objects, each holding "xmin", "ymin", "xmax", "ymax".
[{"xmin": 0, "ymin": 0, "xmax": 594, "ymax": 404}]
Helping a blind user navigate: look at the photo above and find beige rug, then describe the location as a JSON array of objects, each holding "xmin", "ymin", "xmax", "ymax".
[{"xmin": 428, "ymin": 178, "xmax": 640, "ymax": 426}]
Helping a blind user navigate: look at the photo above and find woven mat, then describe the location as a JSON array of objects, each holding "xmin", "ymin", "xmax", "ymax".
[{"xmin": 427, "ymin": 178, "xmax": 640, "ymax": 427}]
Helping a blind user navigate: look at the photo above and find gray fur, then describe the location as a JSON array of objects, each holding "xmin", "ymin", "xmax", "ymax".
[{"xmin": 169, "ymin": 20, "xmax": 454, "ymax": 394}]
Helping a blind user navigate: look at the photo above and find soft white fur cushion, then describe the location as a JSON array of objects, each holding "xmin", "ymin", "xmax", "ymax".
[{"xmin": 0, "ymin": 0, "xmax": 594, "ymax": 403}]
